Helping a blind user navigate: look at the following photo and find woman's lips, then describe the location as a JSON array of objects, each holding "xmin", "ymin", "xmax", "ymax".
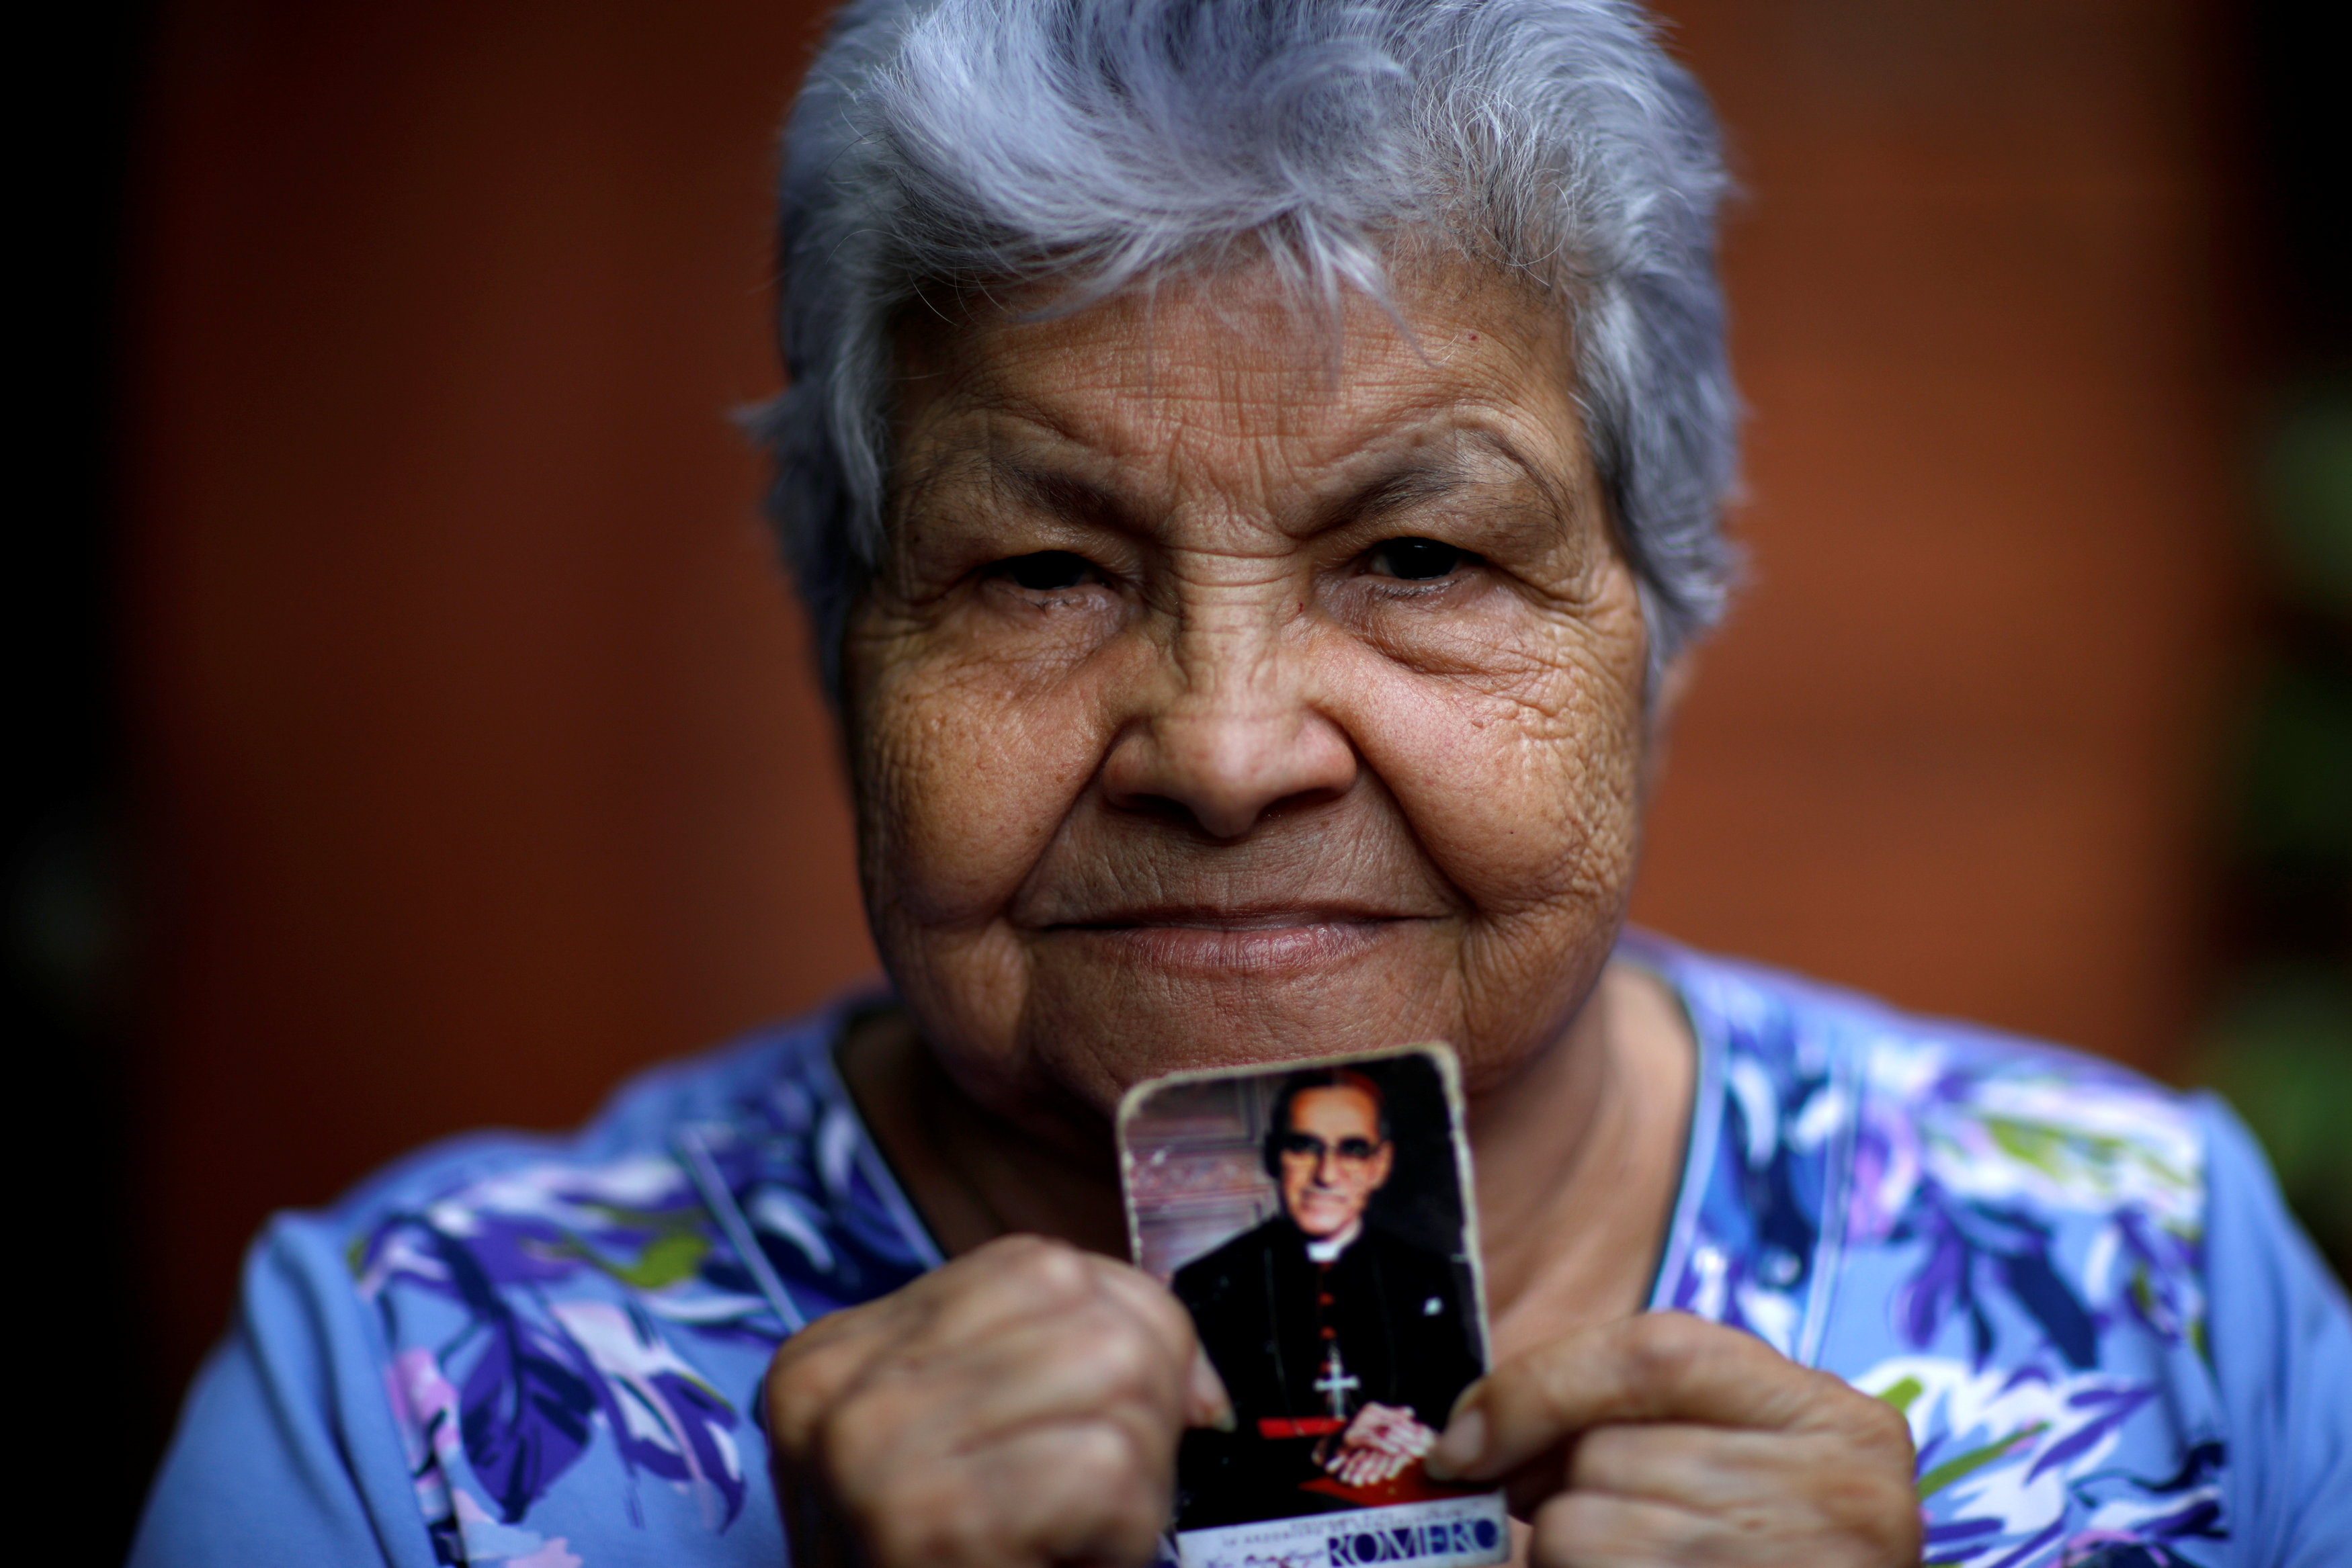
[{"xmin": 1042, "ymin": 909, "xmax": 1424, "ymax": 973}]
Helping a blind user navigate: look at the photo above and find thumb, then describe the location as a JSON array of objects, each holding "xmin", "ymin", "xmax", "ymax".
[{"xmin": 1187, "ymin": 1345, "xmax": 1236, "ymax": 1432}]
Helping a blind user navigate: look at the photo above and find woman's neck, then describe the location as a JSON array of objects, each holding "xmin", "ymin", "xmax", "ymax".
[
  {"xmin": 1469, "ymin": 960, "xmax": 1696, "ymax": 1356},
  {"xmin": 837, "ymin": 957, "xmax": 1697, "ymax": 1340},
  {"xmin": 838, "ymin": 1005, "xmax": 1132, "ymax": 1258}
]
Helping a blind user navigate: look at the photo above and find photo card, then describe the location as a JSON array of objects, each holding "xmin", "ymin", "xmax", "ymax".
[{"xmin": 1118, "ymin": 1044, "xmax": 1509, "ymax": 1568}]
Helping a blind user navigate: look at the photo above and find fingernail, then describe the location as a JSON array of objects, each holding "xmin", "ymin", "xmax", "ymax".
[{"xmin": 1425, "ymin": 1407, "xmax": 1485, "ymax": 1482}]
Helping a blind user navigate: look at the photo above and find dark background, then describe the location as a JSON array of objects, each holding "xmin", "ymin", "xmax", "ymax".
[{"xmin": 24, "ymin": 0, "xmax": 2349, "ymax": 1555}]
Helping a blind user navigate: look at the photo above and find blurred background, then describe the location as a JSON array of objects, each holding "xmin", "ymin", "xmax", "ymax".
[{"xmin": 22, "ymin": 0, "xmax": 2347, "ymax": 1551}]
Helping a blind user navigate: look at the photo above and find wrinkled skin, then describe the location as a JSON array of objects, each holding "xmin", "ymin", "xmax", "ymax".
[
  {"xmin": 846, "ymin": 257, "xmax": 1647, "ymax": 1129},
  {"xmin": 767, "ymin": 256, "xmax": 1919, "ymax": 1567},
  {"xmin": 1431, "ymin": 1314, "xmax": 1922, "ymax": 1567}
]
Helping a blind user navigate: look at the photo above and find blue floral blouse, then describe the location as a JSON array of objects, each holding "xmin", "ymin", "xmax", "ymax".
[{"xmin": 133, "ymin": 941, "xmax": 2352, "ymax": 1567}]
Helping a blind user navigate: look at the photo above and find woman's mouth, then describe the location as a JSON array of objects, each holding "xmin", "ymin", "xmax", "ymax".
[{"xmin": 1044, "ymin": 908, "xmax": 1421, "ymax": 974}]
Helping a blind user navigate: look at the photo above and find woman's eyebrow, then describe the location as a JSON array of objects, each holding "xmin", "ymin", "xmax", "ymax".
[
  {"xmin": 1316, "ymin": 433, "xmax": 1537, "ymax": 533},
  {"xmin": 989, "ymin": 460, "xmax": 1140, "ymax": 534},
  {"xmin": 1331, "ymin": 463, "xmax": 1466, "ymax": 527}
]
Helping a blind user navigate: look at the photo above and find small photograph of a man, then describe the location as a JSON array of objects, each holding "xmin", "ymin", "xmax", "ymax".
[{"xmin": 1119, "ymin": 1047, "xmax": 1495, "ymax": 1545}]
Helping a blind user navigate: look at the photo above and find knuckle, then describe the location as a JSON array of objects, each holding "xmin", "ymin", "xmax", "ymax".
[
  {"xmin": 1821, "ymin": 1378, "xmax": 1919, "ymax": 1461},
  {"xmin": 1059, "ymin": 1418, "xmax": 1148, "ymax": 1491},
  {"xmin": 815, "ymin": 1378, "xmax": 936, "ymax": 1485},
  {"xmin": 994, "ymin": 1234, "xmax": 1098, "ymax": 1305},
  {"xmin": 1114, "ymin": 1264, "xmax": 1202, "ymax": 1350},
  {"xmin": 767, "ymin": 1348, "xmax": 853, "ymax": 1454},
  {"xmin": 1799, "ymin": 1454, "xmax": 1923, "ymax": 1563},
  {"xmin": 1861, "ymin": 1391, "xmax": 1918, "ymax": 1456},
  {"xmin": 1561, "ymin": 1424, "xmax": 1633, "ymax": 1489},
  {"xmin": 811, "ymin": 1397, "xmax": 884, "ymax": 1481},
  {"xmin": 768, "ymin": 1334, "xmax": 839, "ymax": 1396},
  {"xmin": 1070, "ymin": 1310, "xmax": 1166, "ymax": 1396},
  {"xmin": 1626, "ymin": 1311, "xmax": 1708, "ymax": 1381}
]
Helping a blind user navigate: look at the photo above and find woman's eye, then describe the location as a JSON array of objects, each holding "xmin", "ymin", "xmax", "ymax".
[
  {"xmin": 995, "ymin": 551, "xmax": 1099, "ymax": 591},
  {"xmin": 1367, "ymin": 537, "xmax": 1470, "ymax": 581}
]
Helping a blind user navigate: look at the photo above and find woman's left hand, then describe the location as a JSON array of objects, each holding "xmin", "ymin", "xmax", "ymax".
[{"xmin": 1425, "ymin": 1312, "xmax": 1921, "ymax": 1566}]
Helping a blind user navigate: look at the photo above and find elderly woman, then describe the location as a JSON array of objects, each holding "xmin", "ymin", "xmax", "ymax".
[{"xmin": 134, "ymin": 1, "xmax": 2349, "ymax": 1565}]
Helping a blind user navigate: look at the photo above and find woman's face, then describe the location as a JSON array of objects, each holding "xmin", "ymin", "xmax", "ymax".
[{"xmin": 844, "ymin": 255, "xmax": 1653, "ymax": 1131}]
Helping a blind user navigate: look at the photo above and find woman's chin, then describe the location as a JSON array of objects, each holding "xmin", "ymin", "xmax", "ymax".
[{"xmin": 1005, "ymin": 921, "xmax": 1469, "ymax": 1095}]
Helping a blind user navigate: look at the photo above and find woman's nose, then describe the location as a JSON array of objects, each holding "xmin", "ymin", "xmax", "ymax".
[{"xmin": 1099, "ymin": 638, "xmax": 1357, "ymax": 841}]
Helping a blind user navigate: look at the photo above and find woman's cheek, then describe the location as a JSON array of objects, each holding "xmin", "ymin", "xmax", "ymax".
[
  {"xmin": 1348, "ymin": 614, "xmax": 1643, "ymax": 919},
  {"xmin": 853, "ymin": 628, "xmax": 1105, "ymax": 930}
]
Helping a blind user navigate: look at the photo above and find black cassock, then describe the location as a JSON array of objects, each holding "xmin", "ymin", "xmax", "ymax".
[{"xmin": 1171, "ymin": 1215, "xmax": 1481, "ymax": 1528}]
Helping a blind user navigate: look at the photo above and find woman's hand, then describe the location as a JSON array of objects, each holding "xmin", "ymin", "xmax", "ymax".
[
  {"xmin": 764, "ymin": 1235, "xmax": 1230, "ymax": 1568},
  {"xmin": 1425, "ymin": 1313, "xmax": 1920, "ymax": 1567}
]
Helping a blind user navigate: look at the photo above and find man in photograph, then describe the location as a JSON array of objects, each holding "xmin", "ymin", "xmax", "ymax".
[{"xmin": 1173, "ymin": 1066, "xmax": 1482, "ymax": 1527}]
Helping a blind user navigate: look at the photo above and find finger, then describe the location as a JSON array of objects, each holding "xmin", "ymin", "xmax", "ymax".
[
  {"xmin": 1430, "ymin": 1314, "xmax": 1839, "ymax": 1482},
  {"xmin": 845, "ymin": 1297, "xmax": 1190, "ymax": 1458},
  {"xmin": 1572, "ymin": 1424, "xmax": 1920, "ymax": 1561},
  {"xmin": 968, "ymin": 1420, "xmax": 1175, "ymax": 1568},
  {"xmin": 768, "ymin": 1246, "xmax": 1078, "ymax": 1451},
  {"xmin": 855, "ymin": 1416, "xmax": 1173, "ymax": 1568},
  {"xmin": 1187, "ymin": 1345, "xmax": 1236, "ymax": 1432},
  {"xmin": 1571, "ymin": 1424, "xmax": 1845, "ymax": 1508},
  {"xmin": 767, "ymin": 1304, "xmax": 906, "ymax": 1455},
  {"xmin": 1528, "ymin": 1489, "xmax": 1715, "ymax": 1568},
  {"xmin": 892, "ymin": 1236, "xmax": 1129, "ymax": 1357},
  {"xmin": 1081, "ymin": 1256, "xmax": 1233, "ymax": 1432},
  {"xmin": 1088, "ymin": 1254, "xmax": 1204, "ymax": 1363}
]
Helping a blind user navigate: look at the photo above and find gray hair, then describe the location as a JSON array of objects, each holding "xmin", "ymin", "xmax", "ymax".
[{"xmin": 754, "ymin": 0, "xmax": 1738, "ymax": 697}]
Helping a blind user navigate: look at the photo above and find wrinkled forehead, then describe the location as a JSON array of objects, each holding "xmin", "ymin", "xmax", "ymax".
[{"xmin": 890, "ymin": 248, "xmax": 1581, "ymax": 484}]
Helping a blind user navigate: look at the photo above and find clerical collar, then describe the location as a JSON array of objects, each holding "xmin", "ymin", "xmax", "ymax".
[{"xmin": 1303, "ymin": 1220, "xmax": 1362, "ymax": 1264}]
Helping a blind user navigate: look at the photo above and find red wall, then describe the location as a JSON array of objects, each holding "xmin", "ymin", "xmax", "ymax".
[
  {"xmin": 124, "ymin": 0, "xmax": 2248, "ymax": 1401},
  {"xmin": 1633, "ymin": 0, "xmax": 2244, "ymax": 1065}
]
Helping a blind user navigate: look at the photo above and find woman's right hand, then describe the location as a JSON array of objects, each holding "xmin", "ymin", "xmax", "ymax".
[{"xmin": 765, "ymin": 1235, "xmax": 1232, "ymax": 1568}]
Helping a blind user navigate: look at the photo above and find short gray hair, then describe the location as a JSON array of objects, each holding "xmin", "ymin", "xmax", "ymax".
[{"xmin": 754, "ymin": 0, "xmax": 1737, "ymax": 696}]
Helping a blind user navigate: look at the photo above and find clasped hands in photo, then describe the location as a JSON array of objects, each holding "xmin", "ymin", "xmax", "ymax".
[
  {"xmin": 1319, "ymin": 1400, "xmax": 1436, "ymax": 1489},
  {"xmin": 767, "ymin": 1237, "xmax": 1923, "ymax": 1568}
]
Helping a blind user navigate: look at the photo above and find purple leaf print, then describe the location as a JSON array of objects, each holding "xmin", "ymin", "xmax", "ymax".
[
  {"xmin": 1984, "ymin": 1516, "xmax": 2066, "ymax": 1568},
  {"xmin": 1900, "ymin": 1215, "xmax": 1971, "ymax": 1348},
  {"xmin": 655, "ymin": 1371, "xmax": 747, "ymax": 1526},
  {"xmin": 1923, "ymin": 1516, "xmax": 2002, "ymax": 1547},
  {"xmin": 551, "ymin": 1299, "xmax": 749, "ymax": 1528},
  {"xmin": 1998, "ymin": 1246, "xmax": 2097, "ymax": 1370},
  {"xmin": 460, "ymin": 1218, "xmax": 591, "ymax": 1289},
  {"xmin": 2027, "ymin": 1385, "xmax": 2152, "ymax": 1481},
  {"xmin": 459, "ymin": 1312, "xmax": 598, "ymax": 1523},
  {"xmin": 1895, "ymin": 1196, "xmax": 2099, "ymax": 1369},
  {"xmin": 2149, "ymin": 1438, "xmax": 2224, "ymax": 1495}
]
